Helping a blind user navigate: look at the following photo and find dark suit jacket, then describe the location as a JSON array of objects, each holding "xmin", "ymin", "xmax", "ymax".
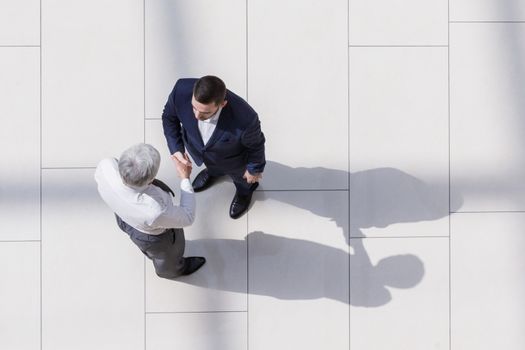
[{"xmin": 162, "ymin": 78, "xmax": 266, "ymax": 175}]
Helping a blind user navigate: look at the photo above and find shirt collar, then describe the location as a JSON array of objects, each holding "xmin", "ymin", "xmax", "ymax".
[
  {"xmin": 200, "ymin": 106, "xmax": 222, "ymax": 124},
  {"xmin": 124, "ymin": 183, "xmax": 149, "ymax": 192}
]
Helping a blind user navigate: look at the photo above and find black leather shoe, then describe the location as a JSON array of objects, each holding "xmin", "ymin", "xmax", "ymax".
[
  {"xmin": 192, "ymin": 169, "xmax": 216, "ymax": 192},
  {"xmin": 181, "ymin": 257, "xmax": 206, "ymax": 276},
  {"xmin": 229, "ymin": 191, "xmax": 254, "ymax": 219},
  {"xmin": 191, "ymin": 169, "xmax": 215, "ymax": 192}
]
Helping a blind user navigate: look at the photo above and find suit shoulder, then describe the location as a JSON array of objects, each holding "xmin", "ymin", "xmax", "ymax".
[
  {"xmin": 174, "ymin": 78, "xmax": 197, "ymax": 94},
  {"xmin": 226, "ymin": 90, "xmax": 258, "ymax": 125},
  {"xmin": 172, "ymin": 78, "xmax": 197, "ymax": 104}
]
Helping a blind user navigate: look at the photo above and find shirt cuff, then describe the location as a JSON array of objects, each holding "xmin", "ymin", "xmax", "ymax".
[{"xmin": 180, "ymin": 178, "xmax": 194, "ymax": 193}]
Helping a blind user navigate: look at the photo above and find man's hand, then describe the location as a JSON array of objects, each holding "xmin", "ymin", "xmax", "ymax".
[
  {"xmin": 243, "ymin": 170, "xmax": 262, "ymax": 184},
  {"xmin": 173, "ymin": 153, "xmax": 192, "ymax": 179},
  {"xmin": 171, "ymin": 151, "xmax": 192, "ymax": 166}
]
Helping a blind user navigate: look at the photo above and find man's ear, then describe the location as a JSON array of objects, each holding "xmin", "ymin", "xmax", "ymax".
[{"xmin": 221, "ymin": 100, "xmax": 228, "ymax": 108}]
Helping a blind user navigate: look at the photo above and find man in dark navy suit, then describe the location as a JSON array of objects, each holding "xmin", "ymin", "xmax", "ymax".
[{"xmin": 162, "ymin": 75, "xmax": 266, "ymax": 219}]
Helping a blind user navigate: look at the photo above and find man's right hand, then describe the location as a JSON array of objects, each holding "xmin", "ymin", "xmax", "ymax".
[
  {"xmin": 172, "ymin": 152, "xmax": 192, "ymax": 179},
  {"xmin": 171, "ymin": 151, "xmax": 192, "ymax": 166}
]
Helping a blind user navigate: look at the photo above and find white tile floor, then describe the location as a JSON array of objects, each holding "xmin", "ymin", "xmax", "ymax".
[{"xmin": 0, "ymin": 1, "xmax": 524, "ymax": 350}]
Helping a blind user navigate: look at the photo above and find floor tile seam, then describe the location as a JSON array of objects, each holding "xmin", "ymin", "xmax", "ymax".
[
  {"xmin": 143, "ymin": 257, "xmax": 146, "ymax": 350},
  {"xmin": 258, "ymin": 189, "xmax": 349, "ymax": 192},
  {"xmin": 0, "ymin": 45, "xmax": 41, "ymax": 47},
  {"xmin": 246, "ymin": 0, "xmax": 250, "ymax": 347},
  {"xmin": 0, "ymin": 240, "xmax": 41, "ymax": 243},
  {"xmin": 451, "ymin": 211, "xmax": 525, "ymax": 214},
  {"xmin": 349, "ymin": 45, "xmax": 448, "ymax": 47},
  {"xmin": 41, "ymin": 167, "xmax": 96, "ymax": 170},
  {"xmin": 450, "ymin": 20, "xmax": 525, "ymax": 23},
  {"xmin": 146, "ymin": 311, "xmax": 247, "ymax": 315},
  {"xmin": 39, "ymin": 0, "xmax": 43, "ymax": 347},
  {"xmin": 348, "ymin": 0, "xmax": 352, "ymax": 344},
  {"xmin": 143, "ymin": 1, "xmax": 146, "ymax": 348},
  {"xmin": 350, "ymin": 236, "xmax": 449, "ymax": 239},
  {"xmin": 448, "ymin": 0, "xmax": 452, "ymax": 348}
]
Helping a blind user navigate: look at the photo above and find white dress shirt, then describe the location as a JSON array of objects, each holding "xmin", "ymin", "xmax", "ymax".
[
  {"xmin": 94, "ymin": 158, "xmax": 195, "ymax": 235},
  {"xmin": 198, "ymin": 107, "xmax": 222, "ymax": 145}
]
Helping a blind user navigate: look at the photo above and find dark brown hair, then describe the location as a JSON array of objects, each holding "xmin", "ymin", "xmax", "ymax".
[{"xmin": 193, "ymin": 75, "xmax": 226, "ymax": 105}]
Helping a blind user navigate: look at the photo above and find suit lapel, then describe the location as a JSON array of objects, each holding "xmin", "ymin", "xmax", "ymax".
[
  {"xmin": 205, "ymin": 106, "xmax": 229, "ymax": 147},
  {"xmin": 185, "ymin": 110, "xmax": 205, "ymax": 148}
]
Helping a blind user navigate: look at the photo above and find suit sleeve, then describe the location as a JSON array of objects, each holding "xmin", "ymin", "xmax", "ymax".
[
  {"xmin": 162, "ymin": 85, "xmax": 185, "ymax": 155},
  {"xmin": 241, "ymin": 116, "xmax": 266, "ymax": 174}
]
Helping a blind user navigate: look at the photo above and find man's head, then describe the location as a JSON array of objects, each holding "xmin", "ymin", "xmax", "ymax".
[
  {"xmin": 192, "ymin": 75, "xmax": 228, "ymax": 121},
  {"xmin": 118, "ymin": 143, "xmax": 161, "ymax": 187}
]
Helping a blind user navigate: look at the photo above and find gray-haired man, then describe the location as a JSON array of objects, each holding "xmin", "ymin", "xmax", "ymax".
[{"xmin": 95, "ymin": 143, "xmax": 205, "ymax": 279}]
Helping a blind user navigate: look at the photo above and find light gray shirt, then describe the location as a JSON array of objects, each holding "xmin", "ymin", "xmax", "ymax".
[{"xmin": 94, "ymin": 158, "xmax": 195, "ymax": 235}]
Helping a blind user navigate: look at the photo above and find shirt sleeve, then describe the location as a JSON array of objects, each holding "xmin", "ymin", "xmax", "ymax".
[{"xmin": 151, "ymin": 178, "xmax": 196, "ymax": 228}]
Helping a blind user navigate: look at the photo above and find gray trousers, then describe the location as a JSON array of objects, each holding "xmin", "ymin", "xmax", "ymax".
[{"xmin": 115, "ymin": 215, "xmax": 186, "ymax": 279}]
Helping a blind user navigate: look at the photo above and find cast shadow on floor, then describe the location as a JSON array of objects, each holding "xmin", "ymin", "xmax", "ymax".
[{"xmin": 177, "ymin": 161, "xmax": 463, "ymax": 307}]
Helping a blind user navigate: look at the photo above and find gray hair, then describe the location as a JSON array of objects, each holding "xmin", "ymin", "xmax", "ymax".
[{"xmin": 118, "ymin": 143, "xmax": 161, "ymax": 187}]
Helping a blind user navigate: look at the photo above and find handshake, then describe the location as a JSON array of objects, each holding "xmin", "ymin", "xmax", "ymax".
[
  {"xmin": 170, "ymin": 151, "xmax": 262, "ymax": 184},
  {"xmin": 171, "ymin": 151, "xmax": 192, "ymax": 179}
]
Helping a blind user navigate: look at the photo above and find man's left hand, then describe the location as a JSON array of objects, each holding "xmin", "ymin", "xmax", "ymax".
[{"xmin": 243, "ymin": 170, "xmax": 262, "ymax": 184}]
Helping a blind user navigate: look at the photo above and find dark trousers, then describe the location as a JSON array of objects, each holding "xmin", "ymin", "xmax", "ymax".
[
  {"xmin": 115, "ymin": 215, "xmax": 186, "ymax": 279},
  {"xmin": 206, "ymin": 165, "xmax": 258, "ymax": 195}
]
